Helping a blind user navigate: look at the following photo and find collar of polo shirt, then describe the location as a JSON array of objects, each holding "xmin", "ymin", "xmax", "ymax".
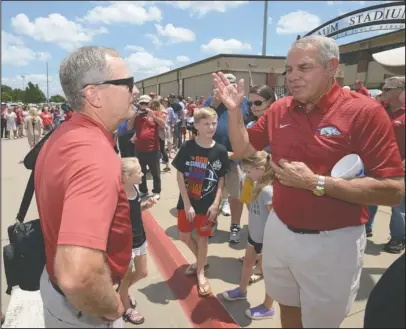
[{"xmin": 289, "ymin": 81, "xmax": 342, "ymax": 113}]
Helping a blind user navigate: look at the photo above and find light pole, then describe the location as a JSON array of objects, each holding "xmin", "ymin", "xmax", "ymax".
[
  {"xmin": 21, "ymin": 75, "xmax": 25, "ymax": 103},
  {"xmin": 46, "ymin": 62, "xmax": 49, "ymax": 103},
  {"xmin": 262, "ymin": 0, "xmax": 268, "ymax": 56}
]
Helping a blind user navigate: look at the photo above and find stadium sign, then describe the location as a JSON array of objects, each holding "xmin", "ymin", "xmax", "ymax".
[{"xmin": 305, "ymin": 1, "xmax": 405, "ymax": 39}]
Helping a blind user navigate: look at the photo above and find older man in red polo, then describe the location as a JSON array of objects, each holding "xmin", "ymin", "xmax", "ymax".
[{"xmin": 213, "ymin": 35, "xmax": 404, "ymax": 328}]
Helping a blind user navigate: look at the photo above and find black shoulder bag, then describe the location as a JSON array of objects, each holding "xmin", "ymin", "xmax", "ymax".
[{"xmin": 3, "ymin": 129, "xmax": 56, "ymax": 295}]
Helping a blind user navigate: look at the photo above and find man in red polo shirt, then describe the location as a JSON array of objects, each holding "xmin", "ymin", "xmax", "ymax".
[
  {"xmin": 35, "ymin": 46, "xmax": 138, "ymax": 328},
  {"xmin": 366, "ymin": 76, "xmax": 405, "ymax": 252},
  {"xmin": 213, "ymin": 36, "xmax": 404, "ymax": 328},
  {"xmin": 354, "ymin": 79, "xmax": 370, "ymax": 96},
  {"xmin": 128, "ymin": 94, "xmax": 166, "ymax": 200}
]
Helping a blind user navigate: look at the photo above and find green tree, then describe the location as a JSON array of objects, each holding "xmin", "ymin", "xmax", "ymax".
[
  {"xmin": 49, "ymin": 94, "xmax": 67, "ymax": 103},
  {"xmin": 24, "ymin": 82, "xmax": 46, "ymax": 103}
]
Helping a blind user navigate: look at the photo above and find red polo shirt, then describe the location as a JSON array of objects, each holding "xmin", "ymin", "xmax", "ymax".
[
  {"xmin": 40, "ymin": 111, "xmax": 53, "ymax": 126},
  {"xmin": 35, "ymin": 113, "xmax": 132, "ymax": 284},
  {"xmin": 248, "ymin": 82, "xmax": 404, "ymax": 231},
  {"xmin": 134, "ymin": 111, "xmax": 161, "ymax": 152},
  {"xmin": 388, "ymin": 106, "xmax": 405, "ymax": 160},
  {"xmin": 356, "ymin": 86, "xmax": 370, "ymax": 97}
]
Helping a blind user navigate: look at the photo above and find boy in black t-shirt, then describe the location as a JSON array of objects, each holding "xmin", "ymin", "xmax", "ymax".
[
  {"xmin": 172, "ymin": 107, "xmax": 230, "ymax": 297},
  {"xmin": 119, "ymin": 157, "xmax": 156, "ymax": 325}
]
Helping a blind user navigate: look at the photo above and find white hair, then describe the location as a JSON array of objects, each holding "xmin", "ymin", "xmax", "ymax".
[
  {"xmin": 288, "ymin": 35, "xmax": 340, "ymax": 67},
  {"xmin": 59, "ymin": 46, "xmax": 120, "ymax": 112}
]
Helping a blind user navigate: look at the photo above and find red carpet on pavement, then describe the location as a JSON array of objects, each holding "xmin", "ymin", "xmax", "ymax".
[{"xmin": 143, "ymin": 210, "xmax": 240, "ymax": 329}]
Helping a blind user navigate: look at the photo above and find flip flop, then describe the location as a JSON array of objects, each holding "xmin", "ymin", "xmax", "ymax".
[
  {"xmin": 249, "ymin": 273, "xmax": 264, "ymax": 285},
  {"xmin": 185, "ymin": 263, "xmax": 209, "ymax": 276},
  {"xmin": 123, "ymin": 308, "xmax": 145, "ymax": 325},
  {"xmin": 197, "ymin": 279, "xmax": 212, "ymax": 297}
]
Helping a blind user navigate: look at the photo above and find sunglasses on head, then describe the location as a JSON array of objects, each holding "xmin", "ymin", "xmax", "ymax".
[
  {"xmin": 382, "ymin": 87, "xmax": 401, "ymax": 92},
  {"xmin": 82, "ymin": 77, "xmax": 135, "ymax": 93},
  {"xmin": 248, "ymin": 100, "xmax": 266, "ymax": 107}
]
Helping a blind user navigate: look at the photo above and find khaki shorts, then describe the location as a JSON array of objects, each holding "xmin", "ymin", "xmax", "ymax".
[
  {"xmin": 222, "ymin": 163, "xmax": 243, "ymax": 199},
  {"xmin": 262, "ymin": 210, "xmax": 366, "ymax": 328},
  {"xmin": 40, "ymin": 268, "xmax": 123, "ymax": 328}
]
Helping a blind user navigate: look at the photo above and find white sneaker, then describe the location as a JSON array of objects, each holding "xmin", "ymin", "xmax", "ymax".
[
  {"xmin": 221, "ymin": 200, "xmax": 231, "ymax": 216},
  {"xmin": 152, "ymin": 193, "xmax": 160, "ymax": 201}
]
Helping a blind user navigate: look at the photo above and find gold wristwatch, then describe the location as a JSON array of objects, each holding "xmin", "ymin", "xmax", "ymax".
[{"xmin": 313, "ymin": 175, "xmax": 325, "ymax": 197}]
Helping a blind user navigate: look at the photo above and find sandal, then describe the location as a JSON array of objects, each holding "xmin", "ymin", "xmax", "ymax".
[
  {"xmin": 197, "ymin": 279, "xmax": 212, "ymax": 297},
  {"xmin": 128, "ymin": 295, "xmax": 137, "ymax": 308},
  {"xmin": 249, "ymin": 273, "xmax": 264, "ymax": 285},
  {"xmin": 123, "ymin": 308, "xmax": 145, "ymax": 325},
  {"xmin": 185, "ymin": 263, "xmax": 209, "ymax": 276}
]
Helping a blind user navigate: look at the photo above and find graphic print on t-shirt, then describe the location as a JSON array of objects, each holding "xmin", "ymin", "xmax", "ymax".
[{"xmin": 186, "ymin": 156, "xmax": 220, "ymax": 200}]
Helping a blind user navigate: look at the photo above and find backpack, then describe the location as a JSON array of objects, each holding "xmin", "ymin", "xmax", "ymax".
[{"xmin": 3, "ymin": 128, "xmax": 56, "ymax": 294}]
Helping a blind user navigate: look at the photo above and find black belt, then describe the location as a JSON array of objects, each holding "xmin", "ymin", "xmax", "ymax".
[
  {"xmin": 287, "ymin": 226, "xmax": 320, "ymax": 234},
  {"xmin": 50, "ymin": 280, "xmax": 66, "ymax": 297}
]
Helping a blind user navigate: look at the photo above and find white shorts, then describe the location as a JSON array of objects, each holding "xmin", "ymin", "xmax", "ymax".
[
  {"xmin": 262, "ymin": 210, "xmax": 366, "ymax": 328},
  {"xmin": 130, "ymin": 241, "xmax": 147, "ymax": 267}
]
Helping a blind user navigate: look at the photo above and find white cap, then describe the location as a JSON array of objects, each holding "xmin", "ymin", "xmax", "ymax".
[
  {"xmin": 224, "ymin": 73, "xmax": 237, "ymax": 84},
  {"xmin": 343, "ymin": 86, "xmax": 351, "ymax": 90},
  {"xmin": 139, "ymin": 95, "xmax": 152, "ymax": 104},
  {"xmin": 372, "ymin": 46, "xmax": 405, "ymax": 75}
]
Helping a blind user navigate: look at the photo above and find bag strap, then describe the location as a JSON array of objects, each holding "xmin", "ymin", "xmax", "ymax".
[{"xmin": 16, "ymin": 127, "xmax": 57, "ymax": 223}]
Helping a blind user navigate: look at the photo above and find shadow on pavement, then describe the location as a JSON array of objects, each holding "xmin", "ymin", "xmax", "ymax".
[
  {"xmin": 356, "ymin": 267, "xmax": 387, "ymax": 301},
  {"xmin": 364, "ymin": 239, "xmax": 386, "ymax": 256},
  {"xmin": 205, "ymin": 255, "xmax": 243, "ymax": 285},
  {"xmin": 138, "ymin": 265, "xmax": 194, "ymax": 305},
  {"xmin": 192, "ymin": 295, "xmax": 252, "ymax": 328},
  {"xmin": 169, "ymin": 207, "xmax": 177, "ymax": 218}
]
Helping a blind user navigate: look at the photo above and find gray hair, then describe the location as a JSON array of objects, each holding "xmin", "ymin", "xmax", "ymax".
[
  {"xmin": 59, "ymin": 46, "xmax": 120, "ymax": 112},
  {"xmin": 288, "ymin": 35, "xmax": 340, "ymax": 67},
  {"xmin": 385, "ymin": 76, "xmax": 405, "ymax": 89}
]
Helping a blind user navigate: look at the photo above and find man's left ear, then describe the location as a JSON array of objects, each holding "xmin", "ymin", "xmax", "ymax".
[{"xmin": 328, "ymin": 58, "xmax": 339, "ymax": 77}]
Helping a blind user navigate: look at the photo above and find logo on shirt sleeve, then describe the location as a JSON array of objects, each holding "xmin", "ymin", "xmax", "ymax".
[
  {"xmin": 212, "ymin": 160, "xmax": 222, "ymax": 171},
  {"xmin": 318, "ymin": 126, "xmax": 342, "ymax": 137}
]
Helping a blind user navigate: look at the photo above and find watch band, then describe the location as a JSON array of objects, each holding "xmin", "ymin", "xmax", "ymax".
[{"xmin": 313, "ymin": 175, "xmax": 325, "ymax": 196}]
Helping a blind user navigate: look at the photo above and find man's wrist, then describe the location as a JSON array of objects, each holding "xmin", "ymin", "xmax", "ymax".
[{"xmin": 307, "ymin": 174, "xmax": 321, "ymax": 191}]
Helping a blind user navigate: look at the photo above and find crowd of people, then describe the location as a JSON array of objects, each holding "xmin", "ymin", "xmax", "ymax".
[
  {"xmin": 1, "ymin": 102, "xmax": 73, "ymax": 148},
  {"xmin": 4, "ymin": 35, "xmax": 404, "ymax": 329}
]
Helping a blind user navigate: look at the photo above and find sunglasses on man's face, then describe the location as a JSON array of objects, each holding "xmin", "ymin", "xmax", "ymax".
[
  {"xmin": 382, "ymin": 87, "xmax": 401, "ymax": 93},
  {"xmin": 82, "ymin": 77, "xmax": 135, "ymax": 93},
  {"xmin": 248, "ymin": 100, "xmax": 266, "ymax": 107},
  {"xmin": 139, "ymin": 102, "xmax": 149, "ymax": 106}
]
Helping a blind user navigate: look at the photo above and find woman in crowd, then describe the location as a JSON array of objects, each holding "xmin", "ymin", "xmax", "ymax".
[
  {"xmin": 239, "ymin": 85, "xmax": 276, "ymax": 282},
  {"xmin": 5, "ymin": 107, "xmax": 17, "ymax": 139},
  {"xmin": 163, "ymin": 97, "xmax": 174, "ymax": 158},
  {"xmin": 150, "ymin": 100, "xmax": 171, "ymax": 172},
  {"xmin": 24, "ymin": 107, "xmax": 42, "ymax": 148}
]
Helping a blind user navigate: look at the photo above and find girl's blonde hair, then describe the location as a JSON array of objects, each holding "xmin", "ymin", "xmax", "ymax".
[
  {"xmin": 241, "ymin": 151, "xmax": 274, "ymax": 201},
  {"xmin": 28, "ymin": 108, "xmax": 38, "ymax": 117},
  {"xmin": 150, "ymin": 100, "xmax": 165, "ymax": 112},
  {"xmin": 121, "ymin": 157, "xmax": 140, "ymax": 179}
]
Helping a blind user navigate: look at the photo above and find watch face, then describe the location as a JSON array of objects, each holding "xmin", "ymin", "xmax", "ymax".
[{"xmin": 313, "ymin": 188, "xmax": 325, "ymax": 197}]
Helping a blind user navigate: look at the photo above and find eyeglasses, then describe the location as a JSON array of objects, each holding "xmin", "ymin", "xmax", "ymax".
[
  {"xmin": 382, "ymin": 87, "xmax": 401, "ymax": 92},
  {"xmin": 82, "ymin": 77, "xmax": 135, "ymax": 93},
  {"xmin": 248, "ymin": 100, "xmax": 265, "ymax": 107},
  {"xmin": 139, "ymin": 102, "xmax": 149, "ymax": 106}
]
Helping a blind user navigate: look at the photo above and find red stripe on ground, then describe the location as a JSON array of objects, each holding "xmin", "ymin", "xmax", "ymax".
[{"xmin": 143, "ymin": 210, "xmax": 240, "ymax": 329}]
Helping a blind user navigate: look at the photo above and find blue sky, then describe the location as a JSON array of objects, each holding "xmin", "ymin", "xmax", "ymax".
[{"xmin": 1, "ymin": 0, "xmax": 402, "ymax": 96}]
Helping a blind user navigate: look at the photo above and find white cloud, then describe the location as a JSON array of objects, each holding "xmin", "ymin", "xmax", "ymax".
[
  {"xmin": 155, "ymin": 24, "xmax": 195, "ymax": 43},
  {"xmin": 268, "ymin": 16, "xmax": 273, "ymax": 25},
  {"xmin": 2, "ymin": 74, "xmax": 63, "ymax": 96},
  {"xmin": 176, "ymin": 55, "xmax": 190, "ymax": 63},
  {"xmin": 11, "ymin": 13, "xmax": 107, "ymax": 51},
  {"xmin": 1, "ymin": 30, "xmax": 51, "ymax": 66},
  {"xmin": 126, "ymin": 51, "xmax": 173, "ymax": 80},
  {"xmin": 82, "ymin": 2, "xmax": 162, "ymax": 25},
  {"xmin": 169, "ymin": 1, "xmax": 248, "ymax": 17},
  {"xmin": 276, "ymin": 11, "xmax": 321, "ymax": 34},
  {"xmin": 145, "ymin": 33, "xmax": 162, "ymax": 48},
  {"xmin": 201, "ymin": 38, "xmax": 252, "ymax": 54},
  {"xmin": 124, "ymin": 45, "xmax": 146, "ymax": 52}
]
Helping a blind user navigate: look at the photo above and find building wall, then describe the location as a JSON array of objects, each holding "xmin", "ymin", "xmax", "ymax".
[
  {"xmin": 144, "ymin": 85, "xmax": 157, "ymax": 95},
  {"xmin": 183, "ymin": 73, "xmax": 213, "ymax": 99},
  {"xmin": 160, "ymin": 81, "xmax": 178, "ymax": 96},
  {"xmin": 367, "ymin": 61, "xmax": 396, "ymax": 88}
]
